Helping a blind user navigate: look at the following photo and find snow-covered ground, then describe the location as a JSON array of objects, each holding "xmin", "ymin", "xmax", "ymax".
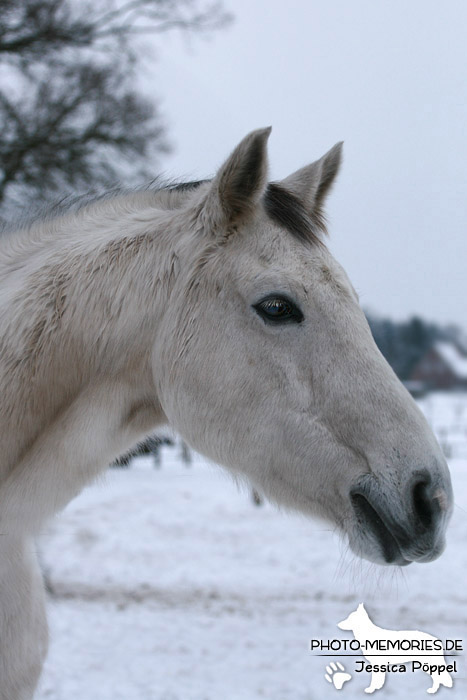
[{"xmin": 36, "ymin": 393, "xmax": 467, "ymax": 699}]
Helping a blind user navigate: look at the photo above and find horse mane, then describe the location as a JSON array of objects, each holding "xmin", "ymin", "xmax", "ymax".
[
  {"xmin": 0, "ymin": 178, "xmax": 210, "ymax": 239},
  {"xmin": 0, "ymin": 177, "xmax": 324, "ymax": 249}
]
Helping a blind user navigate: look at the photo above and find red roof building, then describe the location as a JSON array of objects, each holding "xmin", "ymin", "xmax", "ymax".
[{"xmin": 410, "ymin": 341, "xmax": 467, "ymax": 391}]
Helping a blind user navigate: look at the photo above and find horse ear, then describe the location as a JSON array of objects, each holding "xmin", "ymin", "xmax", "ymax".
[
  {"xmin": 204, "ymin": 127, "xmax": 271, "ymax": 227},
  {"xmin": 280, "ymin": 142, "xmax": 343, "ymax": 218}
]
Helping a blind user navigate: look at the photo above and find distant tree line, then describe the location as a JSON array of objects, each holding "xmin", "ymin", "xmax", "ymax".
[{"xmin": 365, "ymin": 312, "xmax": 465, "ymax": 381}]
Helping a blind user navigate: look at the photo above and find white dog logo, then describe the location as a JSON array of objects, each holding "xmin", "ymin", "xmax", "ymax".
[{"xmin": 338, "ymin": 603, "xmax": 453, "ymax": 694}]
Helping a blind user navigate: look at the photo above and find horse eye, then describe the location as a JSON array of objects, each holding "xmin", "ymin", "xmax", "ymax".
[{"xmin": 253, "ymin": 295, "xmax": 303, "ymax": 324}]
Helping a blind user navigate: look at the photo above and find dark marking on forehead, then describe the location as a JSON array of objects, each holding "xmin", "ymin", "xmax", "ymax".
[
  {"xmin": 263, "ymin": 183, "xmax": 325, "ymax": 246},
  {"xmin": 320, "ymin": 264, "xmax": 350, "ymax": 297},
  {"xmin": 320, "ymin": 264, "xmax": 334, "ymax": 282}
]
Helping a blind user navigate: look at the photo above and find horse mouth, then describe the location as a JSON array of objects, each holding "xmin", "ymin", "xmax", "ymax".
[{"xmin": 350, "ymin": 492, "xmax": 412, "ymax": 566}]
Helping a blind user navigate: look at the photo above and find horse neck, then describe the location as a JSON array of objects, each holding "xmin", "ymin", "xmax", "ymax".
[{"xmin": 0, "ymin": 196, "xmax": 190, "ymax": 471}]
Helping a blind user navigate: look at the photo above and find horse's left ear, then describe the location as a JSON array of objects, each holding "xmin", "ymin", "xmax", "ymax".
[
  {"xmin": 204, "ymin": 127, "xmax": 271, "ymax": 228},
  {"xmin": 280, "ymin": 142, "xmax": 343, "ymax": 217}
]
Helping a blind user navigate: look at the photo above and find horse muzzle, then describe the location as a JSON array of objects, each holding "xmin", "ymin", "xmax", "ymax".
[{"xmin": 348, "ymin": 468, "xmax": 453, "ymax": 566}]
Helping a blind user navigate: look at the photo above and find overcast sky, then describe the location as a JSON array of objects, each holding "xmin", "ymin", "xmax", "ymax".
[{"xmin": 145, "ymin": 0, "xmax": 467, "ymax": 327}]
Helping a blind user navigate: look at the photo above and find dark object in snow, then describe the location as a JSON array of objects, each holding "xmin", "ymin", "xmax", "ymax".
[{"xmin": 112, "ymin": 435, "xmax": 174, "ymax": 469}]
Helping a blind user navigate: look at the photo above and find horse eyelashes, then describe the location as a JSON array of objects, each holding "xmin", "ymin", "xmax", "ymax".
[{"xmin": 253, "ymin": 295, "xmax": 304, "ymax": 324}]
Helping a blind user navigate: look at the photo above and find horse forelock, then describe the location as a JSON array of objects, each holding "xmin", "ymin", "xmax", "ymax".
[{"xmin": 263, "ymin": 184, "xmax": 326, "ymax": 247}]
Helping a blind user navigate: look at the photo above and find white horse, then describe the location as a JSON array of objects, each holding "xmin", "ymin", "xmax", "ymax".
[{"xmin": 0, "ymin": 128, "xmax": 453, "ymax": 698}]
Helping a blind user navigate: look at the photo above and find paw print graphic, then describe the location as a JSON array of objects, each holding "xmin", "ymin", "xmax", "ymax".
[{"xmin": 325, "ymin": 661, "xmax": 352, "ymax": 690}]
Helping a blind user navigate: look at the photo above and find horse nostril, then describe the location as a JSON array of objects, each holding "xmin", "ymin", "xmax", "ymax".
[{"xmin": 412, "ymin": 477, "xmax": 434, "ymax": 529}]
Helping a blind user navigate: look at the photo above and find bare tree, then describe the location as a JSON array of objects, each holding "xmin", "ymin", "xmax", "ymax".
[{"xmin": 0, "ymin": 0, "xmax": 231, "ymax": 214}]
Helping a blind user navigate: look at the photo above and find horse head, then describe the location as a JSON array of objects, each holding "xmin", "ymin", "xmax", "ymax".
[{"xmin": 154, "ymin": 128, "xmax": 453, "ymax": 566}]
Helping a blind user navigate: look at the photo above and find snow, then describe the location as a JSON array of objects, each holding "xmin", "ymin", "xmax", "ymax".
[
  {"xmin": 434, "ymin": 341, "xmax": 467, "ymax": 379},
  {"xmin": 35, "ymin": 394, "xmax": 467, "ymax": 699}
]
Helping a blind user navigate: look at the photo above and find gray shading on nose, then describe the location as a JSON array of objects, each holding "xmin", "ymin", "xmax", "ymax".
[{"xmin": 350, "ymin": 468, "xmax": 453, "ymax": 566}]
